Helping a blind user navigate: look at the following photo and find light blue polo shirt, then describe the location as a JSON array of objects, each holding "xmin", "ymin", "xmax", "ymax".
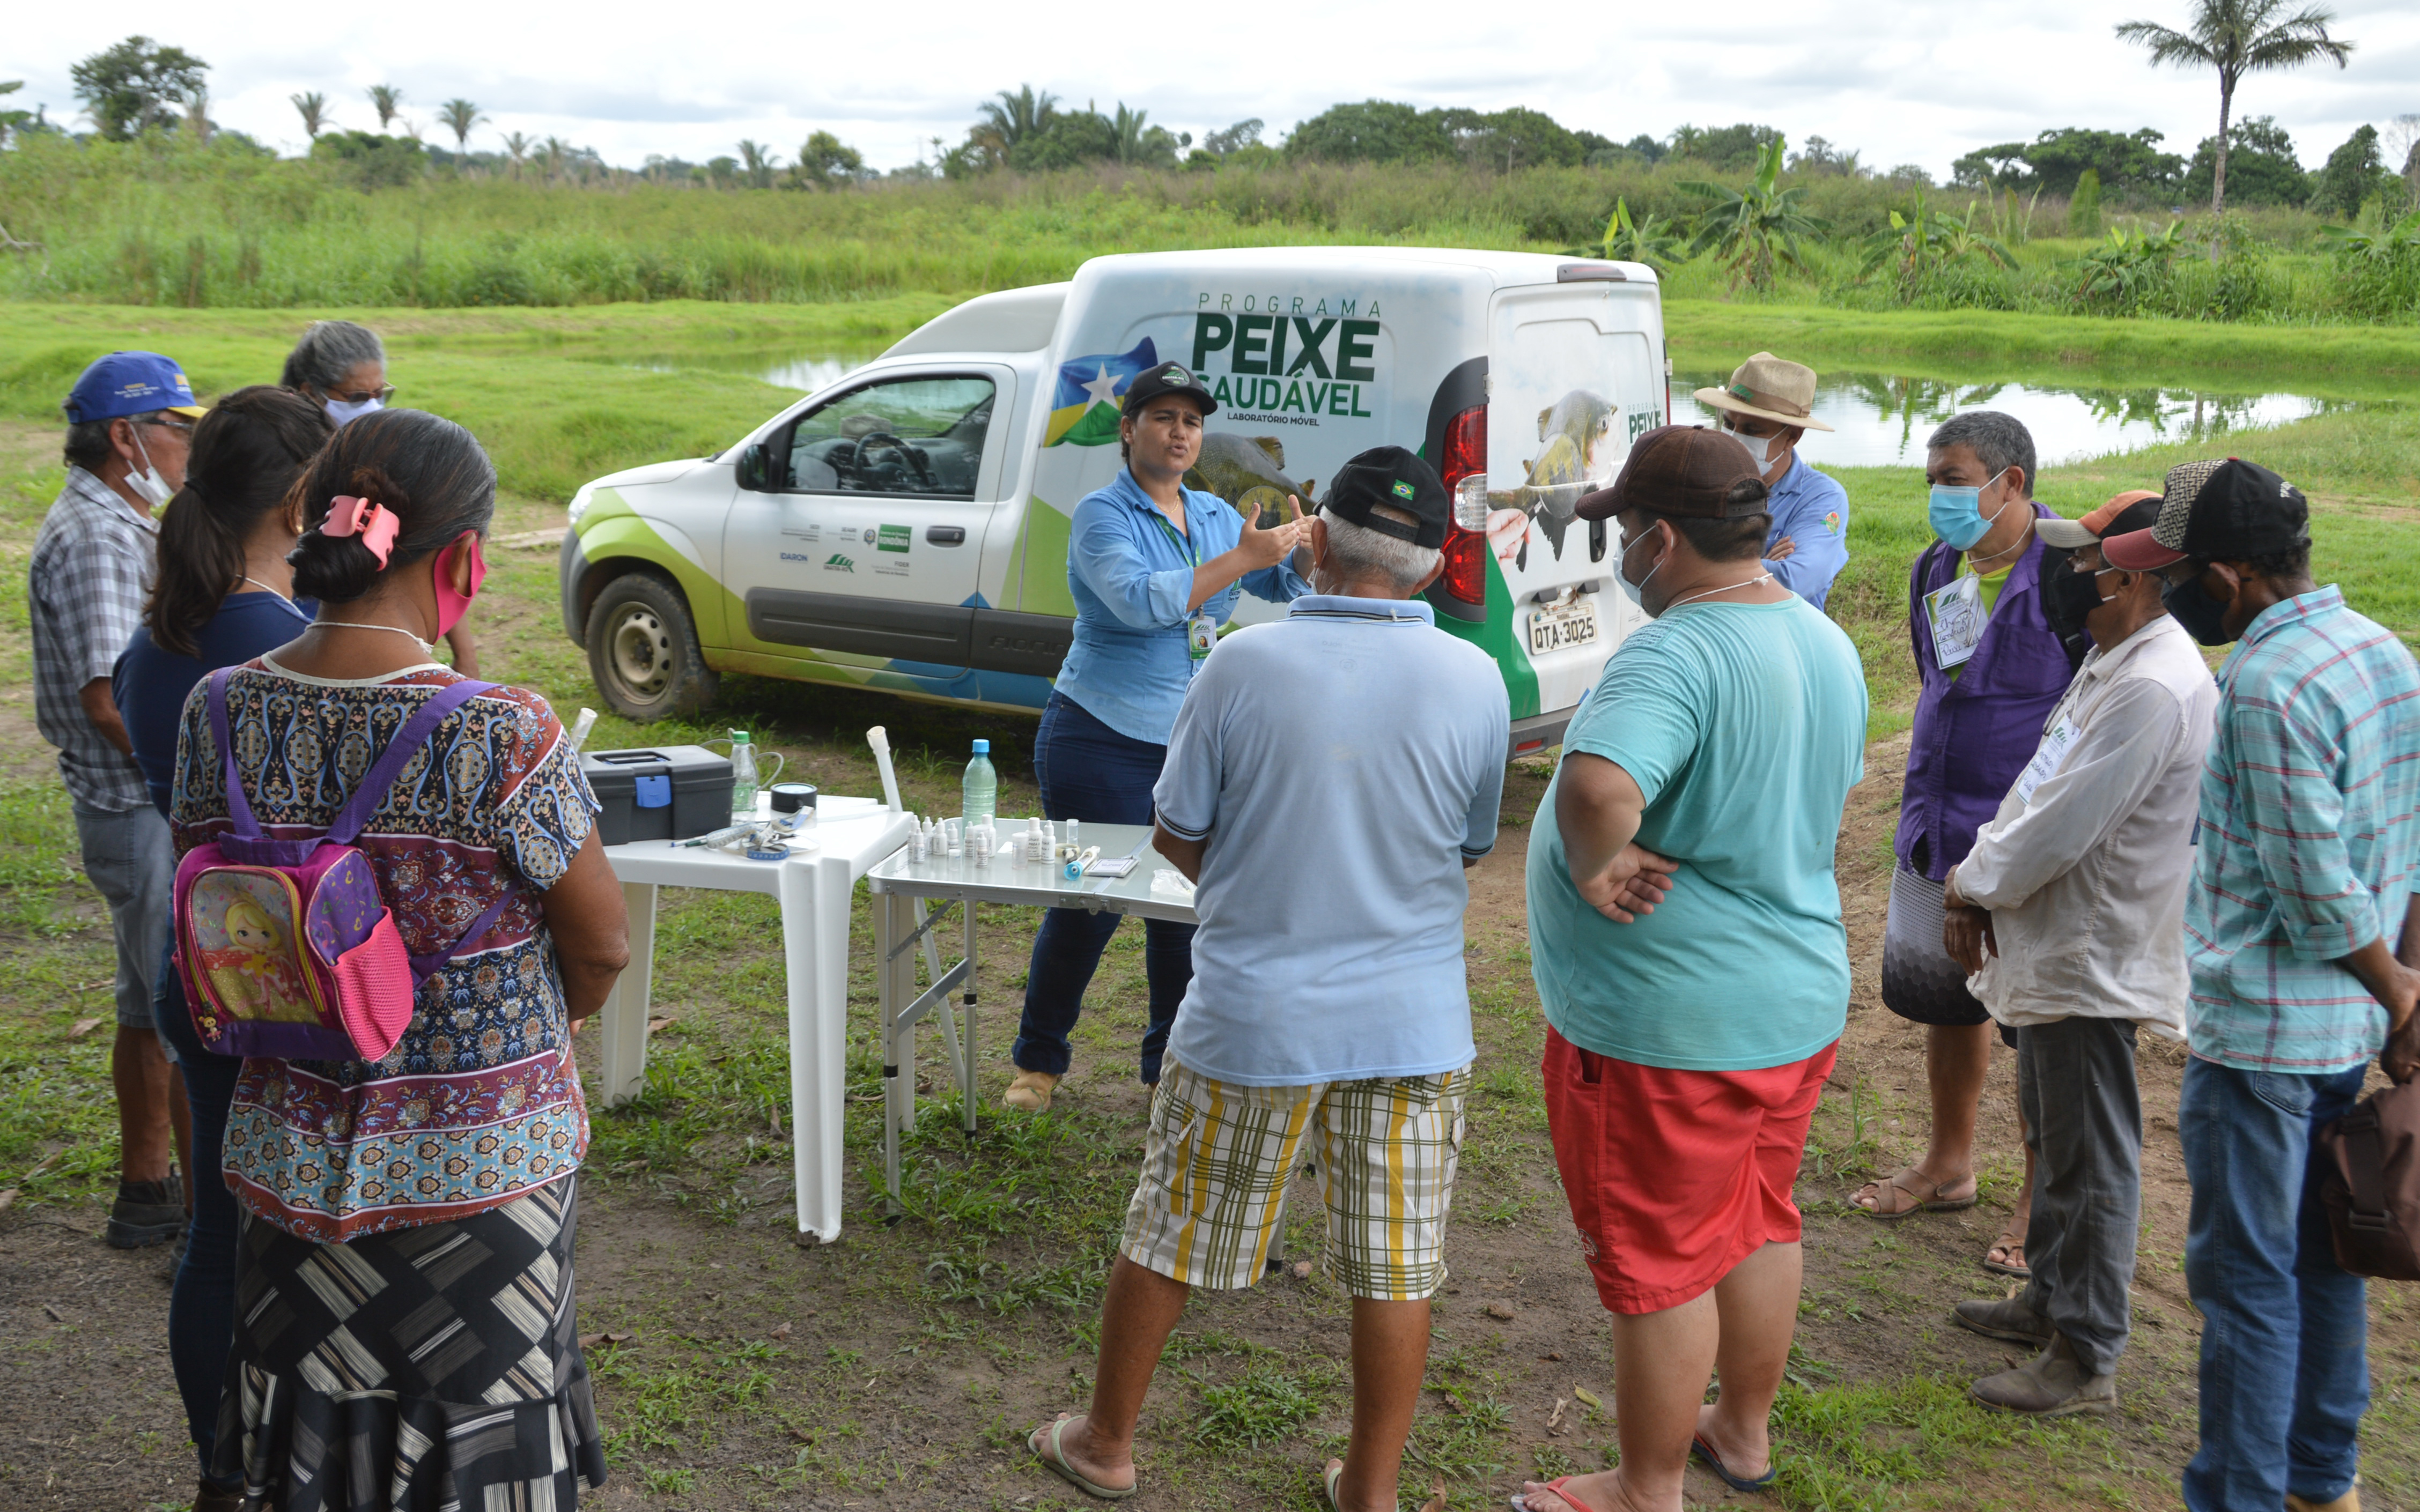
[{"xmin": 1153, "ymin": 594, "xmax": 1509, "ymax": 1086}]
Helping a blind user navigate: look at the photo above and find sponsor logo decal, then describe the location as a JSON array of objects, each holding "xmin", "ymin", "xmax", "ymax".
[
  {"xmin": 877, "ymin": 524, "xmax": 911, "ymax": 554},
  {"xmin": 823, "ymin": 554, "xmax": 854, "ymax": 572}
]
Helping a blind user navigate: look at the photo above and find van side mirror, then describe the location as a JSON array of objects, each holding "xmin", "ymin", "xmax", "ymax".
[{"xmin": 735, "ymin": 442, "xmax": 773, "ymax": 491}]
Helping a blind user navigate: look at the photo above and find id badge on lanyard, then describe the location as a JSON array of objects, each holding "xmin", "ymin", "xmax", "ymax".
[
  {"xmin": 1153, "ymin": 509, "xmax": 1217, "ymax": 673},
  {"xmin": 1924, "ymin": 574, "xmax": 1987, "ymax": 670}
]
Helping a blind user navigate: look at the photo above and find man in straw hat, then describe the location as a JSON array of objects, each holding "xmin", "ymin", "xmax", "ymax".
[
  {"xmin": 2105, "ymin": 459, "xmax": 2420, "ymax": 1512},
  {"xmin": 1518, "ymin": 426, "xmax": 1868, "ymax": 1510},
  {"xmin": 1936, "ymin": 489, "xmax": 2216, "ymax": 1418},
  {"xmin": 1693, "ymin": 352, "xmax": 1850, "ymax": 610}
]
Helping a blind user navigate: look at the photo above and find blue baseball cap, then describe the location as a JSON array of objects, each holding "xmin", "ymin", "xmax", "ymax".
[{"xmin": 63, "ymin": 351, "xmax": 206, "ymax": 425}]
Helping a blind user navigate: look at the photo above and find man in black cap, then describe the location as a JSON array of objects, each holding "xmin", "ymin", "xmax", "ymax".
[
  {"xmin": 1026, "ymin": 447, "xmax": 1509, "ymax": 1512},
  {"xmin": 1518, "ymin": 426, "xmax": 1868, "ymax": 1512},
  {"xmin": 2106, "ymin": 459, "xmax": 2420, "ymax": 1512}
]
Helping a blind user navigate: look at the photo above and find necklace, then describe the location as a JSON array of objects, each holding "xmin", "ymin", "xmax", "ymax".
[
  {"xmin": 1665, "ymin": 572, "xmax": 1774, "ymax": 612},
  {"xmin": 317, "ymin": 620, "xmax": 434, "ymax": 655},
  {"xmin": 239, "ymin": 576, "xmax": 313, "ymax": 624}
]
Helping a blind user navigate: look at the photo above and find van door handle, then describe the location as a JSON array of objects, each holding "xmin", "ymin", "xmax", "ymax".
[{"xmin": 926, "ymin": 526, "xmax": 967, "ymax": 545}]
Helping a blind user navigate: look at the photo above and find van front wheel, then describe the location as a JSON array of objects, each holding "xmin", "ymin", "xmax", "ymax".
[{"xmin": 585, "ymin": 572, "xmax": 718, "ymax": 722}]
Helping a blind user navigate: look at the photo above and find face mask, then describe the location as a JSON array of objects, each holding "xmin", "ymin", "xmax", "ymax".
[
  {"xmin": 2042, "ymin": 555, "xmax": 2115, "ymax": 646},
  {"xmin": 432, "ymin": 531, "xmax": 488, "ymax": 637},
  {"xmin": 326, "ymin": 396, "xmax": 383, "ymax": 427},
  {"xmin": 1927, "ymin": 469, "xmax": 2012, "ymax": 551},
  {"xmin": 1614, "ymin": 524, "xmax": 1665, "ymax": 612},
  {"xmin": 2161, "ymin": 570, "xmax": 2235, "ymax": 647},
  {"xmin": 1727, "ymin": 426, "xmax": 1774, "ymax": 471},
  {"xmin": 124, "ymin": 426, "xmax": 173, "ymax": 510}
]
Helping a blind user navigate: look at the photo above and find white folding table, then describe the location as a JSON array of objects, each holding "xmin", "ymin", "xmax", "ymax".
[
  {"xmin": 862, "ymin": 822, "xmax": 1197, "ymax": 1213},
  {"xmin": 596, "ymin": 798, "xmax": 915, "ymax": 1243}
]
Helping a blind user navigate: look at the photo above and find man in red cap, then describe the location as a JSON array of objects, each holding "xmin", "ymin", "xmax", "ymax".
[
  {"xmin": 1936, "ymin": 490, "xmax": 2217, "ymax": 1418},
  {"xmin": 2105, "ymin": 459, "xmax": 2420, "ymax": 1512},
  {"xmin": 1518, "ymin": 426, "xmax": 1868, "ymax": 1512}
]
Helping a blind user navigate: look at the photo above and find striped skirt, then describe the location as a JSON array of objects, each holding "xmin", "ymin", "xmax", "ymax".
[{"xmin": 211, "ymin": 1175, "xmax": 607, "ymax": 1510}]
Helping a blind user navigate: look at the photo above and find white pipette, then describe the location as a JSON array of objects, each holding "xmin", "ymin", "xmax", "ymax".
[{"xmin": 866, "ymin": 725, "xmax": 905, "ymax": 814}]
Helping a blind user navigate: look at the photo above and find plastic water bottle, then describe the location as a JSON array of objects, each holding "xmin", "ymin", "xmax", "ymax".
[
  {"xmin": 730, "ymin": 730, "xmax": 759, "ymax": 821},
  {"xmin": 962, "ymin": 739, "xmax": 997, "ymax": 827}
]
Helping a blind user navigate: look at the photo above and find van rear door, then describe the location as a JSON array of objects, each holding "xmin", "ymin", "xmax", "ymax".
[{"xmin": 1486, "ymin": 278, "xmax": 1665, "ymax": 721}]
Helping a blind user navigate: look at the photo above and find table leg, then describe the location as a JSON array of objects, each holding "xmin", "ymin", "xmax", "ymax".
[
  {"xmin": 882, "ymin": 889, "xmax": 910, "ymax": 1219},
  {"xmin": 596, "ymin": 881, "xmax": 658, "ymax": 1107},
  {"xmin": 960, "ymin": 902, "xmax": 979, "ymax": 1134},
  {"xmin": 781, "ymin": 853, "xmax": 853, "ymax": 1244}
]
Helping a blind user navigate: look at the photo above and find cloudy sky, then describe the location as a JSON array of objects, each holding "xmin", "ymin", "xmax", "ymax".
[{"xmin": 11, "ymin": 0, "xmax": 2418, "ymax": 177}]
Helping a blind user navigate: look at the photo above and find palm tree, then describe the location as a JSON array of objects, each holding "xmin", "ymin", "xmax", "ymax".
[
  {"xmin": 737, "ymin": 138, "xmax": 779, "ymax": 189},
  {"xmin": 367, "ymin": 84, "xmax": 402, "ymax": 130},
  {"xmin": 976, "ymin": 84, "xmax": 1058, "ymax": 155},
  {"xmin": 438, "ymin": 99, "xmax": 484, "ymax": 155},
  {"xmin": 501, "ymin": 130, "xmax": 530, "ymax": 178},
  {"xmin": 541, "ymin": 136, "xmax": 569, "ymax": 183},
  {"xmin": 2115, "ymin": 0, "xmax": 2353, "ymax": 212},
  {"xmin": 1111, "ymin": 102, "xmax": 1151, "ymax": 163},
  {"xmin": 290, "ymin": 91, "xmax": 330, "ymax": 140}
]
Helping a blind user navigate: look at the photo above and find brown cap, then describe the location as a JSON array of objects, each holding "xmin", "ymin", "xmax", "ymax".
[{"xmin": 1576, "ymin": 425, "xmax": 1769, "ymax": 521}]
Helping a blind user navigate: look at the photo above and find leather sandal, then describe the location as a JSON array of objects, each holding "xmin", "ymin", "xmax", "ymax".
[{"xmin": 1850, "ymin": 1166, "xmax": 1978, "ymax": 1219}]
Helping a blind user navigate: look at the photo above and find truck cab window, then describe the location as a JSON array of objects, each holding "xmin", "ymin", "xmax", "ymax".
[{"xmin": 785, "ymin": 375, "xmax": 994, "ymax": 498}]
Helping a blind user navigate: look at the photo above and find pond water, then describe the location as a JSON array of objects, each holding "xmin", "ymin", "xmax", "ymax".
[
  {"xmin": 636, "ymin": 351, "xmax": 2350, "ymax": 469},
  {"xmin": 1672, "ymin": 369, "xmax": 2345, "ymax": 469}
]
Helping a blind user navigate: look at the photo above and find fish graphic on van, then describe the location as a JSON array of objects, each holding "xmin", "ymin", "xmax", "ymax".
[
  {"xmin": 1046, "ymin": 339, "xmax": 1160, "ymax": 448},
  {"xmin": 1488, "ymin": 389, "xmax": 1618, "ymax": 570},
  {"xmin": 1185, "ymin": 432, "xmax": 1316, "ymax": 526}
]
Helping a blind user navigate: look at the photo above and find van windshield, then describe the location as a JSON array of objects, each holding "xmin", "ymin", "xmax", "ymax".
[{"xmin": 786, "ymin": 375, "xmax": 993, "ymax": 498}]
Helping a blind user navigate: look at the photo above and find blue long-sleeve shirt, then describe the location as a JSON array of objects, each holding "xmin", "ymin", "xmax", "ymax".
[
  {"xmin": 1055, "ymin": 469, "xmax": 1308, "ymax": 745},
  {"xmin": 1761, "ymin": 454, "xmax": 1850, "ymax": 610}
]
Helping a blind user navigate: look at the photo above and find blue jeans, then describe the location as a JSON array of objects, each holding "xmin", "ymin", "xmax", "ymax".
[
  {"xmin": 153, "ymin": 940, "xmax": 242, "ymax": 1488},
  {"xmin": 1014, "ymin": 692, "xmax": 1194, "ymax": 1083},
  {"xmin": 2179, "ymin": 1056, "xmax": 2370, "ymax": 1511}
]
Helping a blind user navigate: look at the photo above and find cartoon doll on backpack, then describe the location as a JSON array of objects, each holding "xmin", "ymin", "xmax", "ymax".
[{"xmin": 200, "ymin": 895, "xmax": 317, "ymax": 1024}]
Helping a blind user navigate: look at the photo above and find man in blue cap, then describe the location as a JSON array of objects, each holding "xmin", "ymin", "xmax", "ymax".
[{"xmin": 31, "ymin": 351, "xmax": 206, "ymax": 1251}]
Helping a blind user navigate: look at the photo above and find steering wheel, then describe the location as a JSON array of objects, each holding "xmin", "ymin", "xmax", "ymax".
[{"xmin": 838, "ymin": 432, "xmax": 933, "ymax": 491}]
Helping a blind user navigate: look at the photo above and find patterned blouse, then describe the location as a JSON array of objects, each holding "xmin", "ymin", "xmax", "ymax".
[{"xmin": 170, "ymin": 658, "xmax": 599, "ymax": 1242}]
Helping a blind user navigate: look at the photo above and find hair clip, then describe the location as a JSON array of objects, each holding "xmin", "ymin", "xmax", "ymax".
[{"xmin": 323, "ymin": 495, "xmax": 399, "ymax": 567}]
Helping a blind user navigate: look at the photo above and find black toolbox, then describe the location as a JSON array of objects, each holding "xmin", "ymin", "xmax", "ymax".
[{"xmin": 582, "ymin": 745, "xmax": 733, "ymax": 846}]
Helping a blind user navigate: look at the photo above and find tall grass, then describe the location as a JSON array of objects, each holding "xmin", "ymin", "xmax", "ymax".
[{"xmin": 3, "ymin": 131, "xmax": 2410, "ymax": 323}]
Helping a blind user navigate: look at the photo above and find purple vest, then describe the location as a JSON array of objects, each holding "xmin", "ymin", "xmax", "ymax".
[{"xmin": 1895, "ymin": 505, "xmax": 2082, "ymax": 881}]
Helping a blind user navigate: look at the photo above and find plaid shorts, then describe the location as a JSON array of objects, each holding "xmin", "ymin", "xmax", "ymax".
[{"xmin": 1118, "ymin": 1057, "xmax": 1472, "ymax": 1300}]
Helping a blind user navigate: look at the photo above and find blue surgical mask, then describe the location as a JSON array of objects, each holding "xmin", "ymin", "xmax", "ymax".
[
  {"xmin": 325, "ymin": 396, "xmax": 383, "ymax": 427},
  {"xmin": 1615, "ymin": 525, "xmax": 1664, "ymax": 611},
  {"xmin": 1928, "ymin": 469, "xmax": 2012, "ymax": 551}
]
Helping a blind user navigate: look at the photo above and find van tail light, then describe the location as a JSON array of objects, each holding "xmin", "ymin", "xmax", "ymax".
[{"xmin": 1435, "ymin": 404, "xmax": 1488, "ymax": 609}]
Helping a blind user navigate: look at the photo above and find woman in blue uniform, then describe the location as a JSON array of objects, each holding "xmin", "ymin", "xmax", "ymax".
[{"xmin": 1005, "ymin": 362, "xmax": 1310, "ymax": 1111}]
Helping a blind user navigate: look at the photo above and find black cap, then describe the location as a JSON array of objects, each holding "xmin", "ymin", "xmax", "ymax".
[
  {"xmin": 1119, "ymin": 361, "xmax": 1218, "ymax": 419},
  {"xmin": 2105, "ymin": 457, "xmax": 2309, "ymax": 571},
  {"xmin": 1318, "ymin": 446, "xmax": 1450, "ymax": 549}
]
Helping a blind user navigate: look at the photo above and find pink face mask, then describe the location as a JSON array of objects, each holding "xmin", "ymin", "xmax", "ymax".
[{"xmin": 433, "ymin": 531, "xmax": 486, "ymax": 637}]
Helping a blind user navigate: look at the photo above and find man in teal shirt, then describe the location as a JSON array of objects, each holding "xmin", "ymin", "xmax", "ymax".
[{"xmin": 1518, "ymin": 426, "xmax": 1868, "ymax": 1512}]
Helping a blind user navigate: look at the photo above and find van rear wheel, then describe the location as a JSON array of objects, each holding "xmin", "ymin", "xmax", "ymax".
[{"xmin": 585, "ymin": 572, "xmax": 718, "ymax": 722}]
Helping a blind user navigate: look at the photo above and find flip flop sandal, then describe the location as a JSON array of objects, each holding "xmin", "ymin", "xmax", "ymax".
[
  {"xmin": 1692, "ymin": 1433, "xmax": 1779, "ymax": 1493},
  {"xmin": 1323, "ymin": 1459, "xmax": 1345, "ymax": 1510},
  {"xmin": 1851, "ymin": 1167, "xmax": 1979, "ymax": 1220},
  {"xmin": 1510, "ymin": 1476, "xmax": 1591, "ymax": 1512},
  {"xmin": 1028, "ymin": 1415, "xmax": 1136, "ymax": 1500},
  {"xmin": 1983, "ymin": 1227, "xmax": 2031, "ymax": 1278}
]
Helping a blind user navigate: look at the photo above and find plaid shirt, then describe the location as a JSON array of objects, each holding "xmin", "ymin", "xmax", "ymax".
[
  {"xmin": 2187, "ymin": 586, "xmax": 2420, "ymax": 1073},
  {"xmin": 29, "ymin": 467, "xmax": 156, "ymax": 811}
]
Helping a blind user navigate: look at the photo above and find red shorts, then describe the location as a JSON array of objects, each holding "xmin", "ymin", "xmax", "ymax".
[{"xmin": 1543, "ymin": 1026, "xmax": 1837, "ymax": 1315}]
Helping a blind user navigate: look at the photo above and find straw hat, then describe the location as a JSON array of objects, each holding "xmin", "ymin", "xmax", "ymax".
[{"xmin": 1692, "ymin": 352, "xmax": 1834, "ymax": 433}]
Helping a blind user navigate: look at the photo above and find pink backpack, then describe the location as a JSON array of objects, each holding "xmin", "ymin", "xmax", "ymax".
[{"xmin": 173, "ymin": 669, "xmax": 515, "ymax": 1062}]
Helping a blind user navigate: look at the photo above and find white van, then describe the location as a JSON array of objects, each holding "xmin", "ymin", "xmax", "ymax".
[{"xmin": 560, "ymin": 247, "xmax": 1670, "ymax": 756}]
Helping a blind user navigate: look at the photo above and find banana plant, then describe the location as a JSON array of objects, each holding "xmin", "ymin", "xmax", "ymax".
[
  {"xmin": 1860, "ymin": 190, "xmax": 2016, "ymax": 299},
  {"xmin": 1567, "ymin": 198, "xmax": 1686, "ymax": 271},
  {"xmin": 2072, "ymin": 221, "xmax": 2188, "ymax": 311},
  {"xmin": 1677, "ymin": 138, "xmax": 1832, "ymax": 292}
]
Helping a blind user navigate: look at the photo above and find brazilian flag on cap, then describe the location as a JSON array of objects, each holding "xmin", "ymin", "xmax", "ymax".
[{"xmin": 1046, "ymin": 339, "xmax": 1158, "ymax": 447}]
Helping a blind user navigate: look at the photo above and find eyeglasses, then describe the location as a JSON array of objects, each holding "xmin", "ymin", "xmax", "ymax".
[
  {"xmin": 140, "ymin": 419, "xmax": 196, "ymax": 438},
  {"xmin": 329, "ymin": 384, "xmax": 396, "ymax": 405}
]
